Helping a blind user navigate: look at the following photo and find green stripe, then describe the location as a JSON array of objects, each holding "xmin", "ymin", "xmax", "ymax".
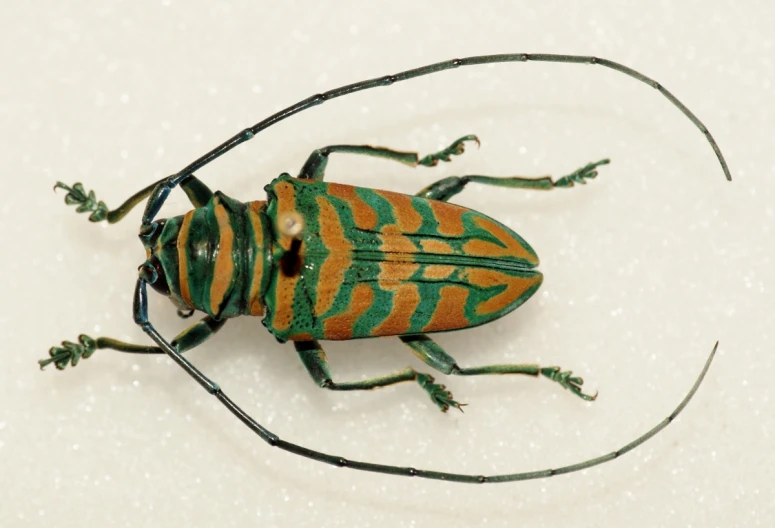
[
  {"xmin": 158, "ymin": 216, "xmax": 183, "ymax": 304},
  {"xmin": 218, "ymin": 192, "xmax": 248, "ymax": 318},
  {"xmin": 290, "ymin": 183, "xmax": 321, "ymax": 337},
  {"xmin": 352, "ymin": 262, "xmax": 393, "ymax": 337},
  {"xmin": 356, "ymin": 187, "xmax": 395, "ymax": 229},
  {"xmin": 185, "ymin": 207, "xmax": 212, "ymax": 314},
  {"xmin": 408, "ymin": 198, "xmax": 437, "ymax": 251},
  {"xmin": 351, "ymin": 188, "xmax": 397, "ymax": 336},
  {"xmin": 316, "ymin": 193, "xmax": 357, "ymax": 322},
  {"xmin": 407, "ymin": 270, "xmax": 442, "ymax": 333}
]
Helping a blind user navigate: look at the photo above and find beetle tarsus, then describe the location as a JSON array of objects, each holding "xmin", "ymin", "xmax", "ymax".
[
  {"xmin": 417, "ymin": 373, "xmax": 466, "ymax": 412},
  {"xmin": 553, "ymin": 158, "xmax": 610, "ymax": 188},
  {"xmin": 540, "ymin": 366, "xmax": 598, "ymax": 401},
  {"xmin": 417, "ymin": 135, "xmax": 480, "ymax": 167}
]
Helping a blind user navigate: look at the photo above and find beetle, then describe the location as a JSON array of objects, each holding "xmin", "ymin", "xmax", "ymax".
[{"xmin": 40, "ymin": 53, "xmax": 728, "ymax": 484}]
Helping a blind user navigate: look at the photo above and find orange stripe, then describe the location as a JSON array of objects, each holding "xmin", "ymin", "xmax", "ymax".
[
  {"xmin": 272, "ymin": 182, "xmax": 298, "ymax": 331},
  {"xmin": 378, "ymin": 224, "xmax": 416, "ymax": 254},
  {"xmin": 420, "ymin": 239, "xmax": 454, "ymax": 254},
  {"xmin": 466, "ymin": 269, "xmax": 543, "ymax": 316},
  {"xmin": 423, "ymin": 285, "xmax": 470, "ymax": 332},
  {"xmin": 327, "ymin": 183, "xmax": 378, "ymax": 230},
  {"xmin": 209, "ymin": 198, "xmax": 235, "ymax": 315},
  {"xmin": 288, "ymin": 332, "xmax": 314, "ymax": 342},
  {"xmin": 315, "ymin": 255, "xmax": 351, "ymax": 316},
  {"xmin": 272, "ymin": 271, "xmax": 299, "ymax": 332},
  {"xmin": 177, "ymin": 210, "xmax": 195, "ymax": 308},
  {"xmin": 273, "ymin": 179, "xmax": 297, "ymax": 251},
  {"xmin": 372, "ymin": 283, "xmax": 421, "ymax": 336},
  {"xmin": 314, "ymin": 196, "xmax": 353, "ymax": 315},
  {"xmin": 378, "ymin": 261, "xmax": 420, "ymax": 284},
  {"xmin": 373, "ymin": 190, "xmax": 422, "ymax": 233},
  {"xmin": 427, "ymin": 200, "xmax": 466, "ymax": 236},
  {"xmin": 323, "ymin": 283, "xmax": 374, "ymax": 340},
  {"xmin": 423, "ymin": 265, "xmax": 456, "ymax": 280},
  {"xmin": 247, "ymin": 201, "xmax": 265, "ymax": 316},
  {"xmin": 463, "ymin": 217, "xmax": 539, "ymax": 265},
  {"xmin": 315, "ymin": 195, "xmax": 353, "ymax": 252}
]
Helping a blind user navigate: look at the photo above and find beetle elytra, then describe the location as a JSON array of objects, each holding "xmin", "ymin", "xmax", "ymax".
[{"xmin": 41, "ymin": 54, "xmax": 727, "ymax": 484}]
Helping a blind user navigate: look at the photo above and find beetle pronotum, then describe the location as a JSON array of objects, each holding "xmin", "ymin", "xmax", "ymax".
[{"xmin": 42, "ymin": 54, "xmax": 728, "ymax": 484}]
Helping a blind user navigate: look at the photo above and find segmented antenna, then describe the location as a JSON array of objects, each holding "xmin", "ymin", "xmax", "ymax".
[
  {"xmin": 54, "ymin": 182, "xmax": 109, "ymax": 222},
  {"xmin": 39, "ymin": 334, "xmax": 97, "ymax": 370}
]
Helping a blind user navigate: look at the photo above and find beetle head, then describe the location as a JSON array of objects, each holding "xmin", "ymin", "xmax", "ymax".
[{"xmin": 137, "ymin": 220, "xmax": 172, "ymax": 297}]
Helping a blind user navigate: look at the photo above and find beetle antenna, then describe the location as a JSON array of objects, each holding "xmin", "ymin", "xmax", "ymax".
[
  {"xmin": 54, "ymin": 182, "xmax": 109, "ymax": 222},
  {"xmin": 39, "ymin": 334, "xmax": 99, "ymax": 370}
]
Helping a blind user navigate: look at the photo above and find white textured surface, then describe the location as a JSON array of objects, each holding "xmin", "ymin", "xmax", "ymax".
[{"xmin": 2, "ymin": 2, "xmax": 771, "ymax": 527}]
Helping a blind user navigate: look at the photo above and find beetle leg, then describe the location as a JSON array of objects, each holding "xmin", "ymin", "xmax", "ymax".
[
  {"xmin": 39, "ymin": 316, "xmax": 225, "ymax": 370},
  {"xmin": 294, "ymin": 340, "xmax": 465, "ymax": 412},
  {"xmin": 55, "ymin": 174, "xmax": 213, "ymax": 224},
  {"xmin": 400, "ymin": 334, "xmax": 597, "ymax": 402},
  {"xmin": 416, "ymin": 158, "xmax": 610, "ymax": 201},
  {"xmin": 298, "ymin": 135, "xmax": 479, "ymax": 181}
]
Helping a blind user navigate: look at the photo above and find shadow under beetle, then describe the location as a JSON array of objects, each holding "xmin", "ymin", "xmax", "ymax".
[{"xmin": 41, "ymin": 53, "xmax": 728, "ymax": 484}]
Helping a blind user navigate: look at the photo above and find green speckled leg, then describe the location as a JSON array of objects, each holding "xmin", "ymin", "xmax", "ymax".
[
  {"xmin": 400, "ymin": 335, "xmax": 596, "ymax": 402},
  {"xmin": 55, "ymin": 174, "xmax": 213, "ymax": 224},
  {"xmin": 39, "ymin": 316, "xmax": 226, "ymax": 370},
  {"xmin": 295, "ymin": 340, "xmax": 464, "ymax": 412},
  {"xmin": 417, "ymin": 158, "xmax": 610, "ymax": 201},
  {"xmin": 298, "ymin": 135, "xmax": 479, "ymax": 180}
]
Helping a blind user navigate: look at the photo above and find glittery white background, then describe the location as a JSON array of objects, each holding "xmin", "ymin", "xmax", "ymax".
[{"xmin": 2, "ymin": 1, "xmax": 771, "ymax": 527}]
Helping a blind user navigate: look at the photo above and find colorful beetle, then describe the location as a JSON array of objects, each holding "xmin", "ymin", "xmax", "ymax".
[{"xmin": 41, "ymin": 54, "xmax": 727, "ymax": 484}]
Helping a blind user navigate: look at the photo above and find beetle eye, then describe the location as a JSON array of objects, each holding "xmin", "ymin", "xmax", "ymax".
[{"xmin": 138, "ymin": 256, "xmax": 171, "ymax": 296}]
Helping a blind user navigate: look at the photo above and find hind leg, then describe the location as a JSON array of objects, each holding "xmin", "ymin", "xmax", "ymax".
[{"xmin": 417, "ymin": 158, "xmax": 610, "ymax": 201}]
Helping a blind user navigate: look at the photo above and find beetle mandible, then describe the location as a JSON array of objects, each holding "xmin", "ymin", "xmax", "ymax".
[{"xmin": 41, "ymin": 53, "xmax": 728, "ymax": 484}]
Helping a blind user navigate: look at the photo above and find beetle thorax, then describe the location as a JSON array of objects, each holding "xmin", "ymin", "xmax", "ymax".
[{"xmin": 137, "ymin": 193, "xmax": 270, "ymax": 319}]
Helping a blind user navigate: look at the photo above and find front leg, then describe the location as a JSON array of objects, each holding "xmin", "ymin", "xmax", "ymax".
[{"xmin": 294, "ymin": 340, "xmax": 464, "ymax": 412}]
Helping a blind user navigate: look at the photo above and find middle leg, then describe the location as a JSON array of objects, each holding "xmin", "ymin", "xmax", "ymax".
[{"xmin": 401, "ymin": 335, "xmax": 596, "ymax": 401}]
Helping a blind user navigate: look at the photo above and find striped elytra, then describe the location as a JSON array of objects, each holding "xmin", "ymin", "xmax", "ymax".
[{"xmin": 265, "ymin": 175, "xmax": 543, "ymax": 342}]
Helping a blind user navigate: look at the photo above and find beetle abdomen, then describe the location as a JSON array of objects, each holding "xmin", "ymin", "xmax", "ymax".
[{"xmin": 263, "ymin": 175, "xmax": 542, "ymax": 342}]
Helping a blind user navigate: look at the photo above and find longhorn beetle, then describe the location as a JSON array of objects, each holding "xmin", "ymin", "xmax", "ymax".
[{"xmin": 41, "ymin": 54, "xmax": 728, "ymax": 484}]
